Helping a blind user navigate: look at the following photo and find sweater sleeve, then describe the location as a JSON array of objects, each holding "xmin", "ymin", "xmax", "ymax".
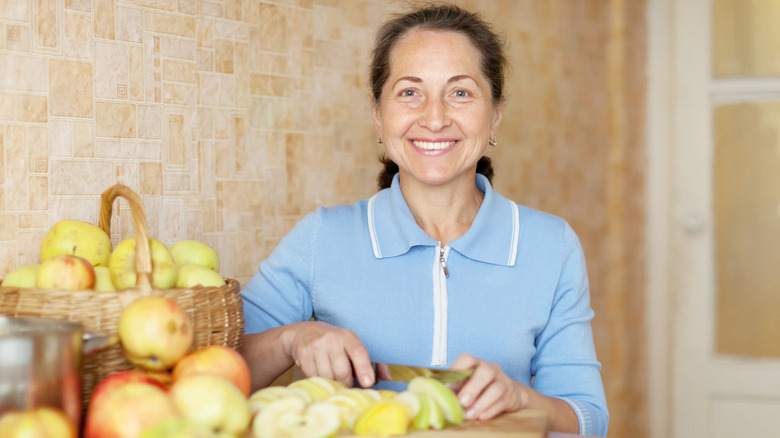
[
  {"xmin": 241, "ymin": 209, "xmax": 320, "ymax": 334},
  {"xmin": 530, "ymin": 223, "xmax": 609, "ymax": 436}
]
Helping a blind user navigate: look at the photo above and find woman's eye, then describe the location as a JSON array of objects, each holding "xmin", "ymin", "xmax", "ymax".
[
  {"xmin": 453, "ymin": 90, "xmax": 470, "ymax": 97},
  {"xmin": 401, "ymin": 89, "xmax": 416, "ymax": 97}
]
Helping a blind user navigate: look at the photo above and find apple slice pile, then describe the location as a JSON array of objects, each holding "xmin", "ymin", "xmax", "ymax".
[
  {"xmin": 249, "ymin": 375, "xmax": 466, "ymax": 437},
  {"xmin": 0, "ymin": 218, "xmax": 227, "ymax": 291}
]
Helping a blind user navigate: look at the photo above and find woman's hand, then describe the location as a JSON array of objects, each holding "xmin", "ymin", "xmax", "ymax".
[
  {"xmin": 281, "ymin": 321, "xmax": 375, "ymax": 388},
  {"xmin": 449, "ymin": 353, "xmax": 527, "ymax": 421}
]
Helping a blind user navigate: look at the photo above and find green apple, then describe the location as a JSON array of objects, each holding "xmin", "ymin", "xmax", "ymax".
[
  {"xmin": 407, "ymin": 376, "xmax": 464, "ymax": 425},
  {"xmin": 118, "ymin": 296, "xmax": 194, "ymax": 371},
  {"xmin": 170, "ymin": 240, "xmax": 220, "ymax": 272},
  {"xmin": 174, "ymin": 264, "xmax": 226, "ymax": 288},
  {"xmin": 421, "ymin": 392, "xmax": 445, "ymax": 429},
  {"xmin": 169, "ymin": 374, "xmax": 251, "ymax": 437},
  {"xmin": 93, "ymin": 265, "xmax": 116, "ymax": 291},
  {"xmin": 40, "ymin": 219, "xmax": 112, "ymax": 267},
  {"xmin": 248, "ymin": 386, "xmax": 311, "ymax": 416},
  {"xmin": 110, "ymin": 237, "xmax": 177, "ymax": 290},
  {"xmin": 36, "ymin": 254, "xmax": 96, "ymax": 290},
  {"xmin": 1, "ymin": 263, "xmax": 40, "ymax": 287},
  {"xmin": 252, "ymin": 397, "xmax": 340, "ymax": 438}
]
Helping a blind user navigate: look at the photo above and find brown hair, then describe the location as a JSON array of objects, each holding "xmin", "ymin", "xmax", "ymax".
[{"xmin": 371, "ymin": 3, "xmax": 507, "ymax": 189}]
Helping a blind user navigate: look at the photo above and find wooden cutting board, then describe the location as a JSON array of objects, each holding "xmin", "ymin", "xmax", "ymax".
[{"xmin": 342, "ymin": 409, "xmax": 548, "ymax": 437}]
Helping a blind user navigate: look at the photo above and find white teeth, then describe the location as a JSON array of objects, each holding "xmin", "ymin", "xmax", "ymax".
[{"xmin": 412, "ymin": 140, "xmax": 455, "ymax": 150}]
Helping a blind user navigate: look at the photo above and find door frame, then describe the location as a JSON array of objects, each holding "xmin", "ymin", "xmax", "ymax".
[{"xmin": 646, "ymin": 0, "xmax": 673, "ymax": 436}]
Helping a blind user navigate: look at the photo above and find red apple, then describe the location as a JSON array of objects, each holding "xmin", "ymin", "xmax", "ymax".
[
  {"xmin": 0, "ymin": 407, "xmax": 76, "ymax": 438},
  {"xmin": 36, "ymin": 254, "xmax": 96, "ymax": 290},
  {"xmin": 84, "ymin": 381, "xmax": 178, "ymax": 438},
  {"xmin": 86, "ymin": 370, "xmax": 166, "ymax": 410},
  {"xmin": 172, "ymin": 345, "xmax": 251, "ymax": 396}
]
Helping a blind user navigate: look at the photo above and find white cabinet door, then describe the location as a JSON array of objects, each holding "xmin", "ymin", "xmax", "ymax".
[{"xmin": 653, "ymin": 0, "xmax": 780, "ymax": 436}]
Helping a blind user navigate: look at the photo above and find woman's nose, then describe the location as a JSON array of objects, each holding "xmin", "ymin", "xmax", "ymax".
[{"xmin": 419, "ymin": 98, "xmax": 449, "ymax": 131}]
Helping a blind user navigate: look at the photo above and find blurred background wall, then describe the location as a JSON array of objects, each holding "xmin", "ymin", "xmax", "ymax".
[{"xmin": 0, "ymin": 1, "xmax": 647, "ymax": 437}]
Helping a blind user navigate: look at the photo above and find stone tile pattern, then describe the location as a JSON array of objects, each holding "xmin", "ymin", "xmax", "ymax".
[{"xmin": 0, "ymin": 2, "xmax": 646, "ymax": 437}]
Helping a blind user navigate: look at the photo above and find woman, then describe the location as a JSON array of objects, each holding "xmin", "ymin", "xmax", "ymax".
[{"xmin": 241, "ymin": 4, "xmax": 608, "ymax": 436}]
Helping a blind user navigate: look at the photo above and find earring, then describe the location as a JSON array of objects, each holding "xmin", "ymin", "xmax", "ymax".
[
  {"xmin": 489, "ymin": 139, "xmax": 498, "ymax": 147},
  {"xmin": 377, "ymin": 138, "xmax": 383, "ymax": 144}
]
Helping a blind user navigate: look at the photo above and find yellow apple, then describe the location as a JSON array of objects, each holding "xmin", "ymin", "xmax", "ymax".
[
  {"xmin": 1, "ymin": 263, "xmax": 40, "ymax": 287},
  {"xmin": 118, "ymin": 296, "xmax": 194, "ymax": 371},
  {"xmin": 248, "ymin": 386, "xmax": 311, "ymax": 416},
  {"xmin": 109, "ymin": 237, "xmax": 177, "ymax": 290},
  {"xmin": 137, "ymin": 418, "xmax": 224, "ymax": 438},
  {"xmin": 84, "ymin": 381, "xmax": 179, "ymax": 438},
  {"xmin": 174, "ymin": 264, "xmax": 226, "ymax": 288},
  {"xmin": 172, "ymin": 345, "xmax": 251, "ymax": 396},
  {"xmin": 36, "ymin": 254, "xmax": 96, "ymax": 290},
  {"xmin": 0, "ymin": 407, "xmax": 76, "ymax": 438},
  {"xmin": 352, "ymin": 400, "xmax": 413, "ymax": 437},
  {"xmin": 170, "ymin": 240, "xmax": 220, "ymax": 272},
  {"xmin": 40, "ymin": 219, "xmax": 112, "ymax": 267},
  {"xmin": 93, "ymin": 265, "xmax": 115, "ymax": 291},
  {"xmin": 252, "ymin": 397, "xmax": 341, "ymax": 438},
  {"xmin": 169, "ymin": 374, "xmax": 251, "ymax": 437}
]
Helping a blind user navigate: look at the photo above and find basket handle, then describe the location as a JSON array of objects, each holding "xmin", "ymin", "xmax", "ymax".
[{"xmin": 99, "ymin": 184, "xmax": 153, "ymax": 289}]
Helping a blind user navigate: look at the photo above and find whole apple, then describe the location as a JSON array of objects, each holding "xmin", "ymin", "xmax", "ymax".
[
  {"xmin": 109, "ymin": 237, "xmax": 177, "ymax": 290},
  {"xmin": 170, "ymin": 240, "xmax": 220, "ymax": 271},
  {"xmin": 174, "ymin": 264, "xmax": 226, "ymax": 288},
  {"xmin": 172, "ymin": 345, "xmax": 251, "ymax": 396},
  {"xmin": 40, "ymin": 219, "xmax": 112, "ymax": 267},
  {"xmin": 36, "ymin": 254, "xmax": 96, "ymax": 290},
  {"xmin": 0, "ymin": 407, "xmax": 76, "ymax": 438},
  {"xmin": 1, "ymin": 263, "xmax": 40, "ymax": 287},
  {"xmin": 118, "ymin": 296, "xmax": 194, "ymax": 371},
  {"xmin": 86, "ymin": 370, "xmax": 167, "ymax": 410},
  {"xmin": 93, "ymin": 265, "xmax": 116, "ymax": 291},
  {"xmin": 169, "ymin": 374, "xmax": 250, "ymax": 436},
  {"xmin": 84, "ymin": 381, "xmax": 178, "ymax": 438}
]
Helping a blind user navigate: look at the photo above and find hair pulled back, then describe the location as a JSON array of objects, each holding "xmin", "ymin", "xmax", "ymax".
[{"xmin": 370, "ymin": 3, "xmax": 507, "ymax": 189}]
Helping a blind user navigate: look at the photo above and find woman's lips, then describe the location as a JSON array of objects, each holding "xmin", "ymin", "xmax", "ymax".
[{"xmin": 410, "ymin": 140, "xmax": 457, "ymax": 154}]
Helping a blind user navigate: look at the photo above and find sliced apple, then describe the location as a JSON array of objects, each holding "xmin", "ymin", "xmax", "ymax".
[
  {"xmin": 325, "ymin": 393, "xmax": 372, "ymax": 429},
  {"xmin": 411, "ymin": 392, "xmax": 431, "ymax": 430},
  {"xmin": 352, "ymin": 400, "xmax": 412, "ymax": 437},
  {"xmin": 252, "ymin": 397, "xmax": 340, "ymax": 438},
  {"xmin": 420, "ymin": 392, "xmax": 445, "ymax": 430},
  {"xmin": 288, "ymin": 378, "xmax": 331, "ymax": 402},
  {"xmin": 248, "ymin": 386, "xmax": 311, "ymax": 416},
  {"xmin": 393, "ymin": 391, "xmax": 421, "ymax": 418},
  {"xmin": 307, "ymin": 376, "xmax": 347, "ymax": 395},
  {"xmin": 407, "ymin": 376, "xmax": 464, "ymax": 425}
]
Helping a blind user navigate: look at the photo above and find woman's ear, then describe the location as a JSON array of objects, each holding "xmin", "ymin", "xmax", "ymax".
[{"xmin": 491, "ymin": 98, "xmax": 504, "ymax": 134}]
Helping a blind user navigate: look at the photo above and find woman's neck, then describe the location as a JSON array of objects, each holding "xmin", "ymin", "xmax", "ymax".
[{"xmin": 399, "ymin": 172, "xmax": 485, "ymax": 245}]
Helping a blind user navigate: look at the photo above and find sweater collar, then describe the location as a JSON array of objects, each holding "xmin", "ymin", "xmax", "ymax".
[{"xmin": 367, "ymin": 173, "xmax": 520, "ymax": 266}]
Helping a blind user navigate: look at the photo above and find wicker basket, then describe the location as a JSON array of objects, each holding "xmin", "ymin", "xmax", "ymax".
[{"xmin": 0, "ymin": 184, "xmax": 245, "ymax": 406}]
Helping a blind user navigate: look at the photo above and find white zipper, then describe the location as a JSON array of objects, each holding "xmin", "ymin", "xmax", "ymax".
[{"xmin": 431, "ymin": 242, "xmax": 449, "ymax": 367}]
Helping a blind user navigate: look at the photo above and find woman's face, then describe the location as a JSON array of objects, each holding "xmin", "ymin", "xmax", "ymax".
[{"xmin": 372, "ymin": 29, "xmax": 503, "ymax": 188}]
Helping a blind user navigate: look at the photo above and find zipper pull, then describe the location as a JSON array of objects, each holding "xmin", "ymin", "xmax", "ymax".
[{"xmin": 440, "ymin": 246, "xmax": 450, "ymax": 278}]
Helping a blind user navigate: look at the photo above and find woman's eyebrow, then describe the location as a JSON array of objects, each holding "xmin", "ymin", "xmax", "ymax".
[{"xmin": 392, "ymin": 74, "xmax": 477, "ymax": 87}]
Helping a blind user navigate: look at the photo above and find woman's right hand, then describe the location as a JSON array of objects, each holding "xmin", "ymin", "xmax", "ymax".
[{"xmin": 281, "ymin": 321, "xmax": 375, "ymax": 388}]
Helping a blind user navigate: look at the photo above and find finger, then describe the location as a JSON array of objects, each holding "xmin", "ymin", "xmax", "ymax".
[
  {"xmin": 450, "ymin": 352, "xmax": 478, "ymax": 370},
  {"xmin": 330, "ymin": 351, "xmax": 354, "ymax": 387},
  {"xmin": 456, "ymin": 362, "xmax": 497, "ymax": 409},
  {"xmin": 344, "ymin": 338, "xmax": 374, "ymax": 387},
  {"xmin": 466, "ymin": 381, "xmax": 505, "ymax": 421}
]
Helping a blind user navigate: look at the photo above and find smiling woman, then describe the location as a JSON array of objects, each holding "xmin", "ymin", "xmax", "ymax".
[{"xmin": 239, "ymin": 4, "xmax": 608, "ymax": 436}]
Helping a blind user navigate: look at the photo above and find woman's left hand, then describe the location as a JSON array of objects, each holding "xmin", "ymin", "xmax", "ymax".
[{"xmin": 449, "ymin": 353, "xmax": 528, "ymax": 421}]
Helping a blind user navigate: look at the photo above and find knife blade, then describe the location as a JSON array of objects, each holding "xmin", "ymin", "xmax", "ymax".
[{"xmin": 372, "ymin": 362, "xmax": 474, "ymax": 384}]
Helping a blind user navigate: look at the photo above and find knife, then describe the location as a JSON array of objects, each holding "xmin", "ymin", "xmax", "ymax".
[{"xmin": 371, "ymin": 362, "xmax": 474, "ymax": 384}]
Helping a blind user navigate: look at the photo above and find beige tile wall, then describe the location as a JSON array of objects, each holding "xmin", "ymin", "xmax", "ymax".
[{"xmin": 0, "ymin": 1, "xmax": 646, "ymax": 437}]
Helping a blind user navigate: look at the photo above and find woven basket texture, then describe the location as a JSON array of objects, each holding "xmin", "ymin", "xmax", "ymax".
[{"xmin": 0, "ymin": 184, "xmax": 245, "ymax": 407}]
